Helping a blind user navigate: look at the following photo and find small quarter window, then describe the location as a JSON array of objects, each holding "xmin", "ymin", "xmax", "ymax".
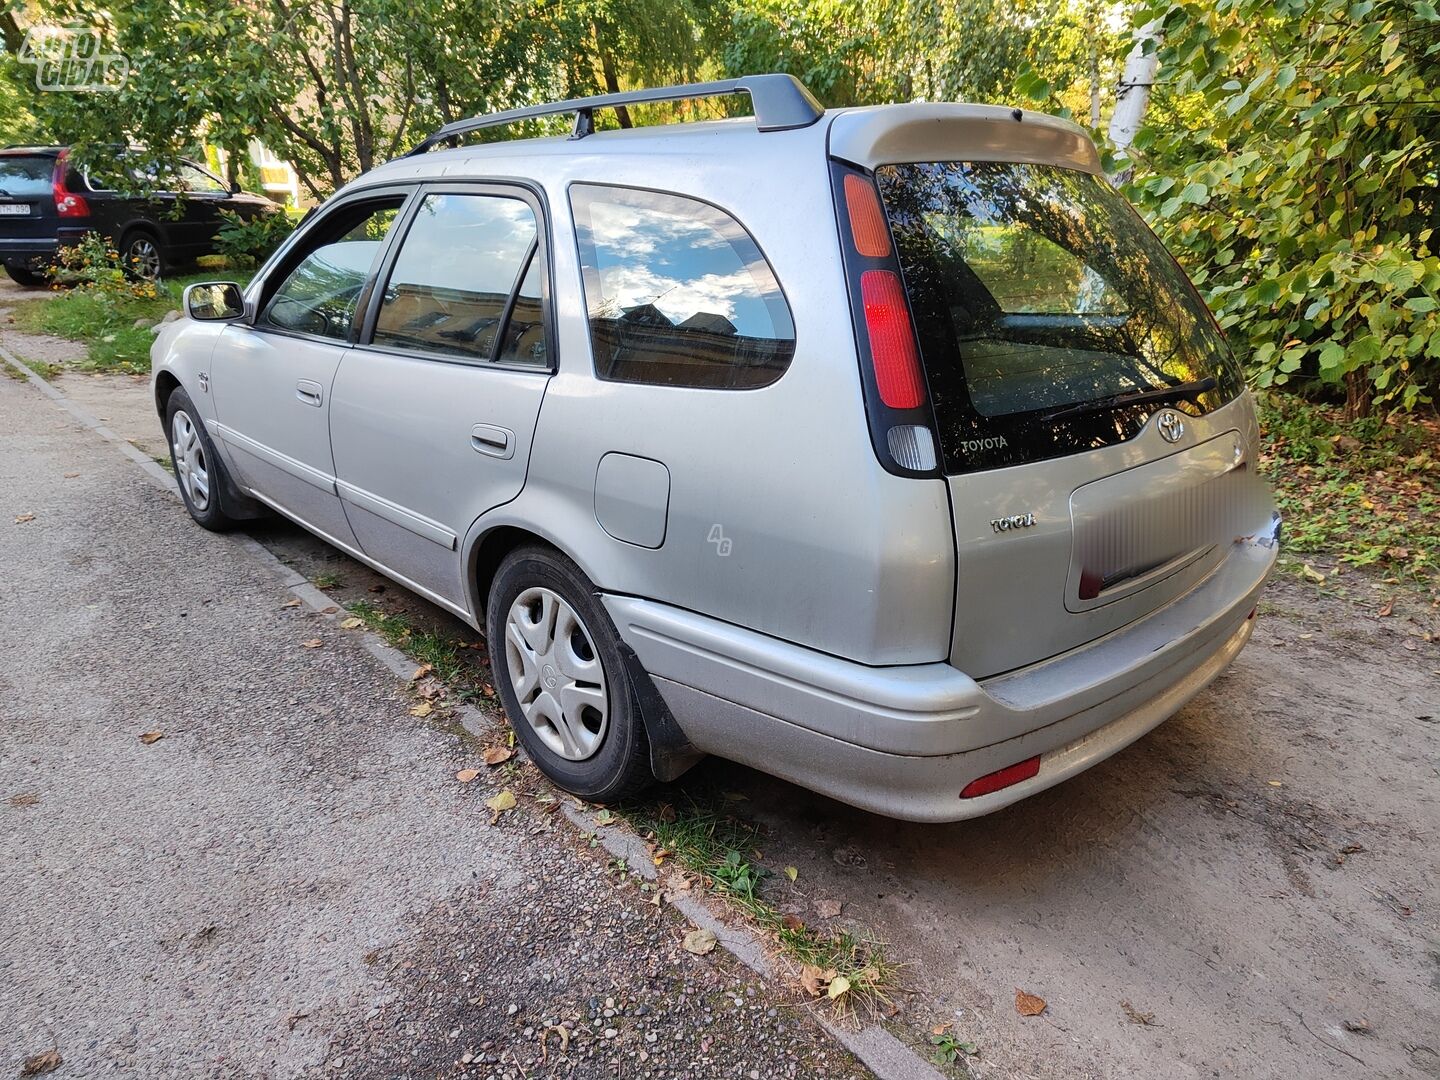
[
  {"xmin": 261, "ymin": 198, "xmax": 403, "ymax": 341},
  {"xmin": 570, "ymin": 185, "xmax": 794, "ymax": 389},
  {"xmin": 374, "ymin": 193, "xmax": 540, "ymax": 364}
]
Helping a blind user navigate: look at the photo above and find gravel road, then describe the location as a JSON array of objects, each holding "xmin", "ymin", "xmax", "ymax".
[{"xmin": 0, "ymin": 354, "xmax": 868, "ymax": 1078}]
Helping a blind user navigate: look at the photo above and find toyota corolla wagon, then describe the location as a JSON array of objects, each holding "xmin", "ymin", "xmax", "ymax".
[{"xmin": 152, "ymin": 75, "xmax": 1279, "ymax": 822}]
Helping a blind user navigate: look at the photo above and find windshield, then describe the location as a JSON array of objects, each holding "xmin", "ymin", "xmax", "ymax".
[{"xmin": 875, "ymin": 160, "xmax": 1243, "ymax": 473}]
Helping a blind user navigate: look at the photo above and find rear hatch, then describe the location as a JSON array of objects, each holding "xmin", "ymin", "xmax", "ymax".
[
  {"xmin": 0, "ymin": 152, "xmax": 59, "ymax": 242},
  {"xmin": 870, "ymin": 156, "xmax": 1260, "ymax": 678}
]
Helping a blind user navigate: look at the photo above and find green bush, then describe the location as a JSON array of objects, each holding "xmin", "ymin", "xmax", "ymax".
[
  {"xmin": 1124, "ymin": 0, "xmax": 1440, "ymax": 416},
  {"xmin": 215, "ymin": 208, "xmax": 297, "ymax": 267}
]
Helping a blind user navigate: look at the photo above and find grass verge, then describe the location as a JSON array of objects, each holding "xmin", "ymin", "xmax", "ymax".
[
  {"xmin": 340, "ymin": 595, "xmax": 899, "ymax": 1017},
  {"xmin": 7, "ymin": 268, "xmax": 254, "ymax": 374},
  {"xmin": 1258, "ymin": 393, "xmax": 1439, "ymax": 590}
]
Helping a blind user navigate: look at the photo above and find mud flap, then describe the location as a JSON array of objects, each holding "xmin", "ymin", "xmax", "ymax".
[{"xmin": 617, "ymin": 639, "xmax": 704, "ymax": 782}]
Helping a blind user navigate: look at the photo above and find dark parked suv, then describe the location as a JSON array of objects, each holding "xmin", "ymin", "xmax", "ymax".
[{"xmin": 0, "ymin": 146, "xmax": 277, "ymax": 284}]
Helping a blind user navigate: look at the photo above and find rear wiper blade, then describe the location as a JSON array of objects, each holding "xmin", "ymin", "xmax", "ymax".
[{"xmin": 1044, "ymin": 377, "xmax": 1217, "ymax": 423}]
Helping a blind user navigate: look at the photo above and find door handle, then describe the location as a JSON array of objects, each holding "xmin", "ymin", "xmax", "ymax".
[
  {"xmin": 470, "ymin": 424, "xmax": 514, "ymax": 460},
  {"xmin": 296, "ymin": 380, "xmax": 323, "ymax": 407}
]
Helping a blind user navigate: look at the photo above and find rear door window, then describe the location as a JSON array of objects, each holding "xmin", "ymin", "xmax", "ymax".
[
  {"xmin": 0, "ymin": 156, "xmax": 54, "ymax": 199},
  {"xmin": 875, "ymin": 160, "xmax": 1244, "ymax": 472},
  {"xmin": 570, "ymin": 184, "xmax": 794, "ymax": 389},
  {"xmin": 372, "ymin": 192, "xmax": 540, "ymax": 364}
]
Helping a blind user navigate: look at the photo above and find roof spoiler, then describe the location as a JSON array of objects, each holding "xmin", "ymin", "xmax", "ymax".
[{"xmin": 404, "ymin": 73, "xmax": 825, "ymax": 156}]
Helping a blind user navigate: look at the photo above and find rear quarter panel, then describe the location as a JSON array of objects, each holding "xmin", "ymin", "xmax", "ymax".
[{"xmin": 457, "ymin": 127, "xmax": 956, "ymax": 665}]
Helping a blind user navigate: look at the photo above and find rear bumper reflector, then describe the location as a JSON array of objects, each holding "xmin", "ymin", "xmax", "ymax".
[{"xmin": 959, "ymin": 755, "xmax": 1041, "ymax": 799}]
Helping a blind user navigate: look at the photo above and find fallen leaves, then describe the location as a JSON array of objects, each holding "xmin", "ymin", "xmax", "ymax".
[
  {"xmin": 783, "ymin": 866, "xmax": 798, "ymax": 883},
  {"xmin": 455, "ymin": 769, "xmax": 480, "ymax": 783},
  {"xmin": 300, "ymin": 638, "xmax": 323, "ymax": 649},
  {"xmin": 813, "ymin": 898, "xmax": 842, "ymax": 919},
  {"xmin": 280, "ymin": 598, "xmax": 302, "ymax": 609},
  {"xmin": 20, "ymin": 1049, "xmax": 62, "ymax": 1076},
  {"xmin": 800, "ymin": 965, "xmax": 839, "ymax": 997},
  {"xmin": 781, "ymin": 913, "xmax": 804, "ymax": 931},
  {"xmin": 484, "ymin": 789, "xmax": 516, "ymax": 821},
  {"xmin": 1301, "ymin": 563, "xmax": 1326, "ymax": 584},
  {"xmin": 138, "ymin": 731, "xmax": 164, "ymax": 745},
  {"xmin": 539, "ymin": 1023, "xmax": 570, "ymax": 1062},
  {"xmin": 682, "ymin": 927, "xmax": 717, "ymax": 955},
  {"xmin": 408, "ymin": 701, "xmax": 433, "ymax": 718},
  {"xmin": 14, "ymin": 513, "xmax": 36, "ymax": 524},
  {"xmin": 8, "ymin": 793, "xmax": 39, "ymax": 807},
  {"xmin": 410, "ymin": 663, "xmax": 433, "ymax": 681},
  {"xmin": 63, "ymin": 472, "xmax": 79, "ymax": 479},
  {"xmin": 481, "ymin": 746, "xmax": 513, "ymax": 766},
  {"xmin": 339, "ymin": 616, "xmax": 363, "ymax": 629},
  {"xmin": 1121, "ymin": 1000, "xmax": 1156, "ymax": 1026},
  {"xmin": 1015, "ymin": 988, "xmax": 1047, "ymax": 1017},
  {"xmin": 1377, "ymin": 599, "xmax": 1394, "ymax": 618},
  {"xmin": 827, "ymin": 974, "xmax": 852, "ymax": 1001}
]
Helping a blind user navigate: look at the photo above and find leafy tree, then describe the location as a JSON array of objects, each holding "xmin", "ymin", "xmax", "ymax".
[{"xmin": 1121, "ymin": 0, "xmax": 1440, "ymax": 416}]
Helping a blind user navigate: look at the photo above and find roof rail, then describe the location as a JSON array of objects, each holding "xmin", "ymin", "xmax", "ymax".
[{"xmin": 404, "ymin": 73, "xmax": 824, "ymax": 157}]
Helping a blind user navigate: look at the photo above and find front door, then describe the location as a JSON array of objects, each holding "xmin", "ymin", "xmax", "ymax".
[
  {"xmin": 208, "ymin": 194, "xmax": 408, "ymax": 548},
  {"xmin": 329, "ymin": 185, "xmax": 552, "ymax": 609}
]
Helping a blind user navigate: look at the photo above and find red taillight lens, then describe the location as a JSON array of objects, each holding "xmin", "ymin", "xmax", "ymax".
[
  {"xmin": 52, "ymin": 153, "xmax": 89, "ymax": 218},
  {"xmin": 860, "ymin": 270, "xmax": 925, "ymax": 410},
  {"xmin": 960, "ymin": 755, "xmax": 1041, "ymax": 799},
  {"xmin": 844, "ymin": 173, "xmax": 891, "ymax": 258}
]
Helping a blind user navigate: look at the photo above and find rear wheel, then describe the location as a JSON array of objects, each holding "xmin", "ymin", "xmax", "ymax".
[
  {"xmin": 120, "ymin": 230, "xmax": 163, "ymax": 281},
  {"xmin": 4, "ymin": 264, "xmax": 49, "ymax": 287},
  {"xmin": 165, "ymin": 388, "xmax": 237, "ymax": 532},
  {"xmin": 487, "ymin": 546, "xmax": 652, "ymax": 803}
]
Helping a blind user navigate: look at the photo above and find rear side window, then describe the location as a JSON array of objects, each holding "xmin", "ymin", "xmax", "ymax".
[
  {"xmin": 570, "ymin": 184, "xmax": 794, "ymax": 389},
  {"xmin": 0, "ymin": 156, "xmax": 54, "ymax": 198},
  {"xmin": 373, "ymin": 193, "xmax": 541, "ymax": 365}
]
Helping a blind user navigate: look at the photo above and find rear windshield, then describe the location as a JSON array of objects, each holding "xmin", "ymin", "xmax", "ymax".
[
  {"xmin": 876, "ymin": 161, "xmax": 1243, "ymax": 473},
  {"xmin": 0, "ymin": 156, "xmax": 54, "ymax": 199}
]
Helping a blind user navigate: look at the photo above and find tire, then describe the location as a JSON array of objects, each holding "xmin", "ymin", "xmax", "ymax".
[
  {"xmin": 487, "ymin": 545, "xmax": 653, "ymax": 804},
  {"xmin": 165, "ymin": 388, "xmax": 238, "ymax": 532},
  {"xmin": 120, "ymin": 229, "xmax": 164, "ymax": 281},
  {"xmin": 4, "ymin": 264, "xmax": 49, "ymax": 287}
]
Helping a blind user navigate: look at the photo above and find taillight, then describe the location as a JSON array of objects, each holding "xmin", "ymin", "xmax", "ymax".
[
  {"xmin": 52, "ymin": 151, "xmax": 89, "ymax": 218},
  {"xmin": 860, "ymin": 270, "xmax": 925, "ymax": 409},
  {"xmin": 833, "ymin": 163, "xmax": 938, "ymax": 477},
  {"xmin": 959, "ymin": 755, "xmax": 1041, "ymax": 799},
  {"xmin": 843, "ymin": 173, "xmax": 891, "ymax": 258}
]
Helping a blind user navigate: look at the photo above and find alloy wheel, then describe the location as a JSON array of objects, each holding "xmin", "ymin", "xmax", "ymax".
[
  {"xmin": 504, "ymin": 586, "xmax": 609, "ymax": 761},
  {"xmin": 171, "ymin": 410, "xmax": 210, "ymax": 512},
  {"xmin": 127, "ymin": 237, "xmax": 161, "ymax": 280}
]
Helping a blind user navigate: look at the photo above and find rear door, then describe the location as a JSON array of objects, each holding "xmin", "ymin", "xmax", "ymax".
[
  {"xmin": 861, "ymin": 158, "xmax": 1262, "ymax": 678},
  {"xmin": 329, "ymin": 184, "xmax": 552, "ymax": 609}
]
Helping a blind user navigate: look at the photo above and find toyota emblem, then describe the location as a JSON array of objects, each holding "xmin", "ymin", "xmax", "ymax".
[{"xmin": 1156, "ymin": 410, "xmax": 1185, "ymax": 444}]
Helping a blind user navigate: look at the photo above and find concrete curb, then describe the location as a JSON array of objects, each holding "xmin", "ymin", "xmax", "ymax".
[{"xmin": 0, "ymin": 343, "xmax": 945, "ymax": 1080}]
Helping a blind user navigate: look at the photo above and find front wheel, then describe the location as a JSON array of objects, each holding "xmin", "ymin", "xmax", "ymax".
[
  {"xmin": 121, "ymin": 231, "xmax": 163, "ymax": 281},
  {"xmin": 165, "ymin": 388, "xmax": 237, "ymax": 532},
  {"xmin": 486, "ymin": 546, "xmax": 652, "ymax": 803}
]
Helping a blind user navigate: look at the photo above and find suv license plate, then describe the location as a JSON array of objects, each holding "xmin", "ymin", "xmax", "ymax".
[{"xmin": 0, "ymin": 204, "xmax": 31, "ymax": 215}]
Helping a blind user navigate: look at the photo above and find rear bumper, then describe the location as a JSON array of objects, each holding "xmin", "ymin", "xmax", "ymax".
[
  {"xmin": 603, "ymin": 516, "xmax": 1278, "ymax": 822},
  {"xmin": 0, "ymin": 227, "xmax": 89, "ymax": 268}
]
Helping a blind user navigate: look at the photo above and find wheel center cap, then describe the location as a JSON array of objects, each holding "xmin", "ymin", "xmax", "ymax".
[{"xmin": 541, "ymin": 663, "xmax": 559, "ymax": 689}]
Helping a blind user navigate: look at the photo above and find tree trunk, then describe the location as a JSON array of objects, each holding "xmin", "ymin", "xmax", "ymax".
[
  {"xmin": 1107, "ymin": 16, "xmax": 1163, "ymax": 180},
  {"xmin": 597, "ymin": 41, "xmax": 632, "ymax": 128},
  {"xmin": 1344, "ymin": 370, "xmax": 1373, "ymax": 420}
]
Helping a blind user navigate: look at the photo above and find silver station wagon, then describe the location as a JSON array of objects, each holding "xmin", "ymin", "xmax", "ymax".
[{"xmin": 154, "ymin": 75, "xmax": 1278, "ymax": 822}]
